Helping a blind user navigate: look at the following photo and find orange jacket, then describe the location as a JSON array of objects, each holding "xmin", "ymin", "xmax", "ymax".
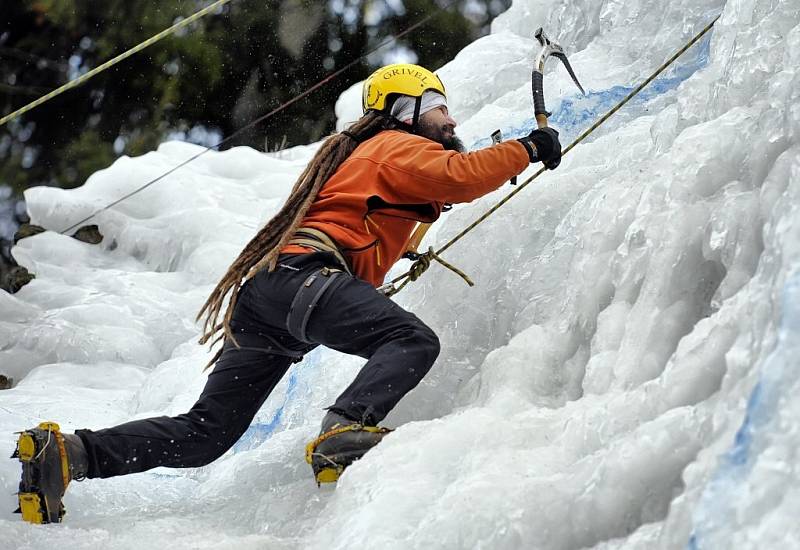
[{"xmin": 282, "ymin": 129, "xmax": 530, "ymax": 287}]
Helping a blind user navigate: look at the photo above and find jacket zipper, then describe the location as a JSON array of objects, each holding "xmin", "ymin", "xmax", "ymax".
[{"xmin": 364, "ymin": 215, "xmax": 382, "ymax": 267}]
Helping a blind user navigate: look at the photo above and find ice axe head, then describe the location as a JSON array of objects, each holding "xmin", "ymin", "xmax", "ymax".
[{"xmin": 532, "ymin": 28, "xmax": 585, "ymax": 128}]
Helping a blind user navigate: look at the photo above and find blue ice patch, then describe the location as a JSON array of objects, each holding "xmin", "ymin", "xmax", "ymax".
[
  {"xmin": 231, "ymin": 372, "xmax": 297, "ymax": 452},
  {"xmin": 470, "ymin": 33, "xmax": 712, "ymax": 150},
  {"xmin": 687, "ymin": 268, "xmax": 800, "ymax": 548},
  {"xmin": 233, "ymin": 348, "xmax": 321, "ymax": 452}
]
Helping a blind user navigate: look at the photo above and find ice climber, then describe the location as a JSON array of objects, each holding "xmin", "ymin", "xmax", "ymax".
[{"xmin": 13, "ymin": 63, "xmax": 562, "ymax": 523}]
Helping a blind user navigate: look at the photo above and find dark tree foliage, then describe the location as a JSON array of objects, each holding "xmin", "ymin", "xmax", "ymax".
[{"xmin": 0, "ymin": 0, "xmax": 510, "ymax": 201}]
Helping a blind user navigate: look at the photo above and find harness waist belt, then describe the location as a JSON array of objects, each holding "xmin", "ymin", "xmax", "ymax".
[{"xmin": 287, "ymin": 228, "xmax": 352, "ymax": 275}]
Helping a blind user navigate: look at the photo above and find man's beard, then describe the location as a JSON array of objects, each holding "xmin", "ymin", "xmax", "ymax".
[
  {"xmin": 417, "ymin": 119, "xmax": 466, "ymax": 152},
  {"xmin": 440, "ymin": 133, "xmax": 466, "ymax": 152}
]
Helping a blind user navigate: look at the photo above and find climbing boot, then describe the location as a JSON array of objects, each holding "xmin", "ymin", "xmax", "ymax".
[
  {"xmin": 12, "ymin": 422, "xmax": 89, "ymax": 524},
  {"xmin": 305, "ymin": 411, "xmax": 391, "ymax": 485}
]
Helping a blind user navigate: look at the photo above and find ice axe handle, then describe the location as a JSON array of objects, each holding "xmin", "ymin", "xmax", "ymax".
[
  {"xmin": 404, "ymin": 223, "xmax": 430, "ymax": 259},
  {"xmin": 532, "ymin": 71, "xmax": 549, "ymax": 128}
]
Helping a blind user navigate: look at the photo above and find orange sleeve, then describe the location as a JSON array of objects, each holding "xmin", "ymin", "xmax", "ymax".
[{"xmin": 364, "ymin": 132, "xmax": 531, "ymax": 204}]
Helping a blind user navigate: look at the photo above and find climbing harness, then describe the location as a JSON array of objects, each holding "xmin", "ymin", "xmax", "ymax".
[
  {"xmin": 286, "ymin": 265, "xmax": 346, "ymax": 343},
  {"xmin": 0, "ymin": 0, "xmax": 233, "ymax": 128},
  {"xmin": 382, "ymin": 15, "xmax": 721, "ymax": 298},
  {"xmin": 56, "ymin": 0, "xmax": 459, "ymax": 236}
]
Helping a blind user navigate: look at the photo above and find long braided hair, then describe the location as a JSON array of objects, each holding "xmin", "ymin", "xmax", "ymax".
[{"xmin": 196, "ymin": 111, "xmax": 395, "ymax": 366}]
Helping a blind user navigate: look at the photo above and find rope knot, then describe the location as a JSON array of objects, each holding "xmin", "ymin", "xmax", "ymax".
[
  {"xmin": 384, "ymin": 247, "xmax": 474, "ymax": 297},
  {"xmin": 407, "ymin": 251, "xmax": 432, "ymax": 281}
]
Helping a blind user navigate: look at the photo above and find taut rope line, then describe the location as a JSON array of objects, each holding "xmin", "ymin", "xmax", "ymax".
[{"xmin": 0, "ymin": 0, "xmax": 233, "ymax": 127}]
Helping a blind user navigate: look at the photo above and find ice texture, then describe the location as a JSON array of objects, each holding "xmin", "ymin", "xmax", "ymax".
[{"xmin": 2, "ymin": 0, "xmax": 800, "ymax": 548}]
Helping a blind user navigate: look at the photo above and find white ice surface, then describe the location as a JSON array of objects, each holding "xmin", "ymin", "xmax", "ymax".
[{"xmin": 2, "ymin": 0, "xmax": 800, "ymax": 548}]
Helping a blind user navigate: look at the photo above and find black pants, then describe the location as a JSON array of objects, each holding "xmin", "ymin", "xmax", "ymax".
[{"xmin": 77, "ymin": 253, "xmax": 440, "ymax": 478}]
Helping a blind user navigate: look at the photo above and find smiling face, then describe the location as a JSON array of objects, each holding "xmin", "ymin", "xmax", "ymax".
[{"xmin": 416, "ymin": 105, "xmax": 465, "ymax": 152}]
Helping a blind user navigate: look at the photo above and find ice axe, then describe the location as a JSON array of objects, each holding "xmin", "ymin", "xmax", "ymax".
[
  {"xmin": 531, "ymin": 27, "xmax": 585, "ymax": 129},
  {"xmin": 398, "ymin": 28, "xmax": 585, "ymax": 268}
]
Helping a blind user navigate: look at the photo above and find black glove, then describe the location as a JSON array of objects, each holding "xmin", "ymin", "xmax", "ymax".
[{"xmin": 517, "ymin": 127, "xmax": 562, "ymax": 169}]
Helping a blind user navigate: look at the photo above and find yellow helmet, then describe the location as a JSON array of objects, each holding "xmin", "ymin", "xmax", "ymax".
[{"xmin": 362, "ymin": 63, "xmax": 446, "ymax": 114}]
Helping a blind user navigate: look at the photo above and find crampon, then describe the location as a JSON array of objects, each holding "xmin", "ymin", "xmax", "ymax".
[
  {"xmin": 305, "ymin": 414, "xmax": 391, "ymax": 485},
  {"xmin": 12, "ymin": 422, "xmax": 87, "ymax": 524}
]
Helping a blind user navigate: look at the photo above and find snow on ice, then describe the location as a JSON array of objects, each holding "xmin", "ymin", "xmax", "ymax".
[{"xmin": 1, "ymin": 0, "xmax": 799, "ymax": 548}]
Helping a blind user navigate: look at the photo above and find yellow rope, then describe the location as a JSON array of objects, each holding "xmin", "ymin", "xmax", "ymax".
[
  {"xmin": 384, "ymin": 247, "xmax": 474, "ymax": 297},
  {"xmin": 386, "ymin": 14, "xmax": 720, "ymax": 296},
  {"xmin": 0, "ymin": 0, "xmax": 232, "ymax": 127}
]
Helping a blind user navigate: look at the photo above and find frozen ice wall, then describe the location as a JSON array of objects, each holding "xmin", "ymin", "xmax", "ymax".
[{"xmin": 2, "ymin": 0, "xmax": 799, "ymax": 548}]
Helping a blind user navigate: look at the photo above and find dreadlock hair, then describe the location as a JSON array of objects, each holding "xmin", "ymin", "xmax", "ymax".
[{"xmin": 196, "ymin": 110, "xmax": 396, "ymax": 368}]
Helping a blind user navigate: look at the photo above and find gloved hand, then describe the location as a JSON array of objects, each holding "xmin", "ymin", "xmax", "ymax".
[{"xmin": 517, "ymin": 127, "xmax": 562, "ymax": 169}]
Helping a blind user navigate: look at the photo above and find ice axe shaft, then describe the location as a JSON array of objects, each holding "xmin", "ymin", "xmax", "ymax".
[
  {"xmin": 405, "ymin": 225, "xmax": 428, "ymax": 259},
  {"xmin": 532, "ymin": 28, "xmax": 585, "ymax": 128}
]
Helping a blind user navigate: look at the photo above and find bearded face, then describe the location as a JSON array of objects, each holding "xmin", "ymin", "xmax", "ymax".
[{"xmin": 416, "ymin": 108, "xmax": 466, "ymax": 153}]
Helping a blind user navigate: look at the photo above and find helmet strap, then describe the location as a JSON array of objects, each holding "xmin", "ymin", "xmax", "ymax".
[
  {"xmin": 410, "ymin": 96, "xmax": 422, "ymax": 134},
  {"xmin": 371, "ymin": 109, "xmax": 415, "ymax": 135}
]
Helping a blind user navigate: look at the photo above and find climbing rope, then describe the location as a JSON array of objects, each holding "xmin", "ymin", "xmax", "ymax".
[
  {"xmin": 0, "ymin": 0, "xmax": 233, "ymax": 128},
  {"xmin": 382, "ymin": 14, "xmax": 721, "ymax": 297},
  {"xmin": 59, "ymin": 0, "xmax": 458, "ymax": 235},
  {"xmin": 382, "ymin": 247, "xmax": 474, "ymax": 296}
]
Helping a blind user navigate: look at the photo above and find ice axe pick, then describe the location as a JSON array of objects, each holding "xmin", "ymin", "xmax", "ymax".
[{"xmin": 532, "ymin": 28, "xmax": 585, "ymax": 129}]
